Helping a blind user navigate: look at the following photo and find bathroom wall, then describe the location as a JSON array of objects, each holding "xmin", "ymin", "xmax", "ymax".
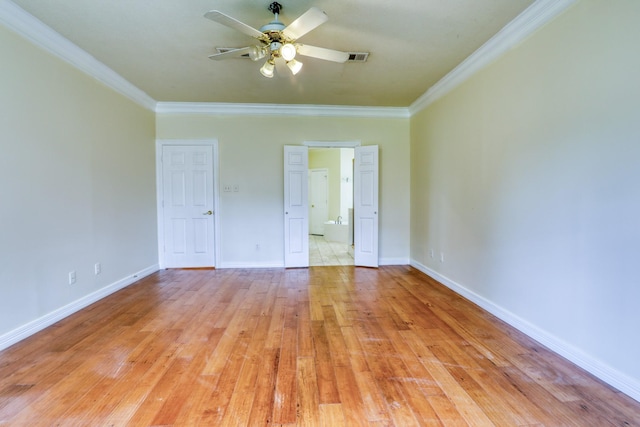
[
  {"xmin": 309, "ymin": 148, "xmax": 341, "ymax": 221},
  {"xmin": 339, "ymin": 148, "xmax": 355, "ymax": 220}
]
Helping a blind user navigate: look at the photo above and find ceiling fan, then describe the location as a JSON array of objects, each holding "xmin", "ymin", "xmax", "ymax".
[{"xmin": 204, "ymin": 2, "xmax": 350, "ymax": 78}]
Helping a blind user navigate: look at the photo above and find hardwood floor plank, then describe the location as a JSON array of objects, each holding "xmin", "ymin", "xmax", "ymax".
[
  {"xmin": 319, "ymin": 403, "xmax": 346, "ymax": 427},
  {"xmin": 199, "ymin": 312, "xmax": 260, "ymax": 425},
  {"xmin": 297, "ymin": 357, "xmax": 321, "ymax": 427},
  {"xmin": 103, "ymin": 332, "xmax": 184, "ymax": 425},
  {"xmin": 272, "ymin": 330, "xmax": 298, "ymax": 424},
  {"xmin": 333, "ymin": 365, "xmax": 368, "ymax": 427},
  {"xmin": 246, "ymin": 347, "xmax": 280, "ymax": 426},
  {"xmin": 354, "ymin": 320, "xmax": 422, "ymax": 426},
  {"xmin": 321, "ymin": 305, "xmax": 351, "ymax": 368},
  {"xmin": 352, "ymin": 370, "xmax": 392, "ymax": 423},
  {"xmin": 0, "ymin": 266, "xmax": 638, "ymax": 426},
  {"xmin": 401, "ymin": 329, "xmax": 496, "ymax": 426},
  {"xmin": 218, "ymin": 311, "xmax": 274, "ymax": 426},
  {"xmin": 311, "ymin": 320, "xmax": 341, "ymax": 404}
]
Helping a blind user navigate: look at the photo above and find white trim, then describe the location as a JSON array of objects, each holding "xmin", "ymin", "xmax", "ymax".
[
  {"xmin": 156, "ymin": 139, "xmax": 220, "ymax": 269},
  {"xmin": 156, "ymin": 102, "xmax": 410, "ymax": 119},
  {"xmin": 304, "ymin": 140, "xmax": 361, "ymax": 148},
  {"xmin": 409, "ymin": 0, "xmax": 577, "ymax": 115},
  {"xmin": 1, "ymin": 0, "xmax": 576, "ymax": 117},
  {"xmin": 409, "ymin": 259, "xmax": 640, "ymax": 403},
  {"xmin": 0, "ymin": 264, "xmax": 159, "ymax": 352},
  {"xmin": 0, "ymin": 0, "xmax": 156, "ymax": 111},
  {"xmin": 218, "ymin": 262, "xmax": 285, "ymax": 269},
  {"xmin": 380, "ymin": 257, "xmax": 410, "ymax": 266}
]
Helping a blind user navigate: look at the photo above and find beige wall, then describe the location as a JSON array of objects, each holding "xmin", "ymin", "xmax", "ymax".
[
  {"xmin": 0, "ymin": 25, "xmax": 157, "ymax": 340},
  {"xmin": 309, "ymin": 148, "xmax": 341, "ymax": 221},
  {"xmin": 157, "ymin": 114, "xmax": 410, "ymax": 266},
  {"xmin": 410, "ymin": 0, "xmax": 640, "ymax": 389}
]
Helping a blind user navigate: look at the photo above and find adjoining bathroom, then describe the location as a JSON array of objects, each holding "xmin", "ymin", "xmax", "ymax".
[{"xmin": 308, "ymin": 147, "xmax": 354, "ymax": 266}]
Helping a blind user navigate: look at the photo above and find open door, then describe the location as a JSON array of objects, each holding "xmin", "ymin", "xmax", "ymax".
[
  {"xmin": 354, "ymin": 145, "xmax": 379, "ymax": 267},
  {"xmin": 284, "ymin": 145, "xmax": 309, "ymax": 267}
]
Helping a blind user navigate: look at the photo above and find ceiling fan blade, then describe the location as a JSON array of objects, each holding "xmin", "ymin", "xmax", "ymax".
[
  {"xmin": 296, "ymin": 44, "xmax": 349, "ymax": 63},
  {"xmin": 208, "ymin": 47, "xmax": 254, "ymax": 60},
  {"xmin": 281, "ymin": 7, "xmax": 328, "ymax": 40},
  {"xmin": 204, "ymin": 10, "xmax": 264, "ymax": 39}
]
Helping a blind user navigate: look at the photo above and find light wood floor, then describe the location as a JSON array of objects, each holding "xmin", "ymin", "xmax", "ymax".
[{"xmin": 1, "ymin": 266, "xmax": 639, "ymax": 426}]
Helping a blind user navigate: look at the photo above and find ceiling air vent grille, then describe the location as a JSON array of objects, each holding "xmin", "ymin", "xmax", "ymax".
[{"xmin": 347, "ymin": 52, "xmax": 369, "ymax": 62}]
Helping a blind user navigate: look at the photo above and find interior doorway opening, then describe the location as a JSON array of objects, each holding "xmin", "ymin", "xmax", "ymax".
[{"xmin": 308, "ymin": 147, "xmax": 354, "ymax": 266}]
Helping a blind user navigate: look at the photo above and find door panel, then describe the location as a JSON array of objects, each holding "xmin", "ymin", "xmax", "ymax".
[
  {"xmin": 284, "ymin": 146, "xmax": 309, "ymax": 267},
  {"xmin": 162, "ymin": 145, "xmax": 215, "ymax": 268},
  {"xmin": 354, "ymin": 145, "xmax": 379, "ymax": 267}
]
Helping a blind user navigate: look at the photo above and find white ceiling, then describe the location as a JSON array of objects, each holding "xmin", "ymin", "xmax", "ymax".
[{"xmin": 10, "ymin": 0, "xmax": 535, "ymax": 107}]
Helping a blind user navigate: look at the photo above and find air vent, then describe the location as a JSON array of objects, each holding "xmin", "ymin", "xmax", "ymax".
[{"xmin": 347, "ymin": 52, "xmax": 369, "ymax": 62}]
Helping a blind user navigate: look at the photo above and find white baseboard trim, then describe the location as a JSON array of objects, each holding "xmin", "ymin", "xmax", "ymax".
[
  {"xmin": 379, "ymin": 257, "xmax": 410, "ymax": 266},
  {"xmin": 218, "ymin": 261, "xmax": 285, "ymax": 269},
  {"xmin": 0, "ymin": 264, "xmax": 159, "ymax": 352},
  {"xmin": 215, "ymin": 259, "xmax": 411, "ymax": 268},
  {"xmin": 410, "ymin": 259, "xmax": 640, "ymax": 403}
]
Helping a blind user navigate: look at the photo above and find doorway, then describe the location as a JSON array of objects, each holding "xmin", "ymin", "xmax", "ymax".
[
  {"xmin": 308, "ymin": 148, "xmax": 354, "ymax": 266},
  {"xmin": 284, "ymin": 143, "xmax": 378, "ymax": 268}
]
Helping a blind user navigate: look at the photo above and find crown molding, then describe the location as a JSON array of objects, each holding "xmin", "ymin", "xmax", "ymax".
[
  {"xmin": 155, "ymin": 102, "xmax": 410, "ymax": 118},
  {"xmin": 2, "ymin": 0, "xmax": 576, "ymax": 118},
  {"xmin": 409, "ymin": 0, "xmax": 577, "ymax": 115},
  {"xmin": 0, "ymin": 0, "xmax": 156, "ymax": 111}
]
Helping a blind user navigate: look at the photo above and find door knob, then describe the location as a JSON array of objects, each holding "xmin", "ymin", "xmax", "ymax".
[{"xmin": 203, "ymin": 210, "xmax": 213, "ymax": 215}]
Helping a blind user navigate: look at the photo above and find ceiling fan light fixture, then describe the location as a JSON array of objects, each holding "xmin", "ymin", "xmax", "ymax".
[
  {"xmin": 248, "ymin": 46, "xmax": 267, "ymax": 61},
  {"xmin": 260, "ymin": 59, "xmax": 275, "ymax": 78},
  {"xmin": 287, "ymin": 59, "xmax": 303, "ymax": 75},
  {"xmin": 280, "ymin": 43, "xmax": 297, "ymax": 61}
]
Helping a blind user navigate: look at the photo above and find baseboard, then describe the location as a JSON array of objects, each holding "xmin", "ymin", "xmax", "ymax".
[
  {"xmin": 410, "ymin": 259, "xmax": 640, "ymax": 403},
  {"xmin": 217, "ymin": 258, "xmax": 408, "ymax": 269},
  {"xmin": 379, "ymin": 257, "xmax": 410, "ymax": 266},
  {"xmin": 218, "ymin": 261, "xmax": 285, "ymax": 269},
  {"xmin": 0, "ymin": 264, "xmax": 159, "ymax": 352}
]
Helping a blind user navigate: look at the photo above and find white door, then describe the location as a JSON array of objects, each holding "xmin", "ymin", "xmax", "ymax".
[
  {"xmin": 309, "ymin": 168, "xmax": 328, "ymax": 235},
  {"xmin": 161, "ymin": 145, "xmax": 215, "ymax": 268},
  {"xmin": 284, "ymin": 145, "xmax": 309, "ymax": 268},
  {"xmin": 354, "ymin": 145, "xmax": 379, "ymax": 267}
]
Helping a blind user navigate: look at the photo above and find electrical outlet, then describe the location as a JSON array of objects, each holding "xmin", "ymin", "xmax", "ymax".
[
  {"xmin": 255, "ymin": 244, "xmax": 260, "ymax": 250},
  {"xmin": 233, "ymin": 184, "xmax": 239, "ymax": 192},
  {"xmin": 68, "ymin": 271, "xmax": 76, "ymax": 284},
  {"xmin": 95, "ymin": 262, "xmax": 101, "ymax": 275},
  {"xmin": 223, "ymin": 184, "xmax": 232, "ymax": 192},
  {"xmin": 429, "ymin": 249, "xmax": 434, "ymax": 259}
]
